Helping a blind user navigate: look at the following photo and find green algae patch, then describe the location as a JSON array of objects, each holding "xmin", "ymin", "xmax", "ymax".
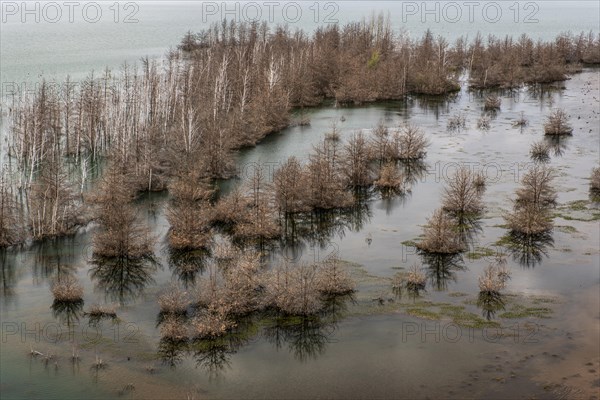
[
  {"xmin": 499, "ymin": 304, "xmax": 553, "ymax": 319},
  {"xmin": 466, "ymin": 246, "xmax": 497, "ymax": 261},
  {"xmin": 401, "ymin": 240, "xmax": 419, "ymax": 247},
  {"xmin": 406, "ymin": 308, "xmax": 441, "ymax": 320},
  {"xmin": 553, "ymin": 200, "xmax": 600, "ymax": 221},
  {"xmin": 555, "ymin": 225, "xmax": 578, "ymax": 234}
]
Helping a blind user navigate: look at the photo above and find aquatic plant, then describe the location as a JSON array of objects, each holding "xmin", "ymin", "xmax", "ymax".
[
  {"xmin": 544, "ymin": 108, "xmax": 573, "ymax": 135},
  {"xmin": 51, "ymin": 275, "xmax": 83, "ymax": 302}
]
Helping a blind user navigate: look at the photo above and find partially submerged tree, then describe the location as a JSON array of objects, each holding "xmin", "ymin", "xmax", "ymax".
[
  {"xmin": 0, "ymin": 173, "xmax": 24, "ymax": 247},
  {"xmin": 273, "ymin": 157, "xmax": 311, "ymax": 214},
  {"xmin": 442, "ymin": 165, "xmax": 485, "ymax": 216},
  {"xmin": 505, "ymin": 165, "xmax": 556, "ymax": 235},
  {"xmin": 397, "ymin": 125, "xmax": 429, "ymax": 161},
  {"xmin": 167, "ymin": 168, "xmax": 214, "ymax": 250},
  {"xmin": 263, "ymin": 262, "xmax": 322, "ymax": 316},
  {"xmin": 529, "ymin": 140, "xmax": 551, "ymax": 163},
  {"xmin": 416, "ymin": 208, "xmax": 465, "ymax": 254},
  {"xmin": 374, "ymin": 163, "xmax": 404, "ymax": 192},
  {"xmin": 515, "ymin": 165, "xmax": 557, "ymax": 208},
  {"xmin": 484, "ymin": 94, "xmax": 501, "ymax": 111},
  {"xmin": 342, "ymin": 132, "xmax": 373, "ymax": 187},
  {"xmin": 91, "ymin": 165, "xmax": 154, "ymax": 259},
  {"xmin": 544, "ymin": 108, "xmax": 573, "ymax": 135},
  {"xmin": 316, "ymin": 256, "xmax": 355, "ymax": 296},
  {"xmin": 590, "ymin": 167, "xmax": 600, "ymax": 195},
  {"xmin": 506, "ymin": 204, "xmax": 553, "ymax": 235},
  {"xmin": 28, "ymin": 159, "xmax": 82, "ymax": 240},
  {"xmin": 51, "ymin": 275, "xmax": 84, "ymax": 302}
]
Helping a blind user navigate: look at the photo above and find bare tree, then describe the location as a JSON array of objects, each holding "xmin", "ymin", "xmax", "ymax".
[
  {"xmin": 442, "ymin": 165, "xmax": 485, "ymax": 216},
  {"xmin": 416, "ymin": 208, "xmax": 465, "ymax": 254}
]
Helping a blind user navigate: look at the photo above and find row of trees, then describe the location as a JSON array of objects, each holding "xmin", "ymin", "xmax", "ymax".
[{"xmin": 2, "ymin": 19, "xmax": 598, "ymax": 247}]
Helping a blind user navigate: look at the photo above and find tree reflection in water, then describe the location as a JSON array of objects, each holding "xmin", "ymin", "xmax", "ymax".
[
  {"xmin": 419, "ymin": 252, "xmax": 466, "ymax": 291},
  {"xmin": 477, "ymin": 291, "xmax": 506, "ymax": 321},
  {"xmin": 51, "ymin": 298, "xmax": 84, "ymax": 327},
  {"xmin": 155, "ymin": 294, "xmax": 354, "ymax": 374},
  {"xmin": 157, "ymin": 337, "xmax": 188, "ymax": 369},
  {"xmin": 544, "ymin": 135, "xmax": 569, "ymax": 157},
  {"xmin": 502, "ymin": 230, "xmax": 554, "ymax": 268},
  {"xmin": 263, "ymin": 315, "xmax": 334, "ymax": 362},
  {"xmin": 90, "ymin": 256, "xmax": 157, "ymax": 305},
  {"xmin": 167, "ymin": 249, "xmax": 209, "ymax": 288}
]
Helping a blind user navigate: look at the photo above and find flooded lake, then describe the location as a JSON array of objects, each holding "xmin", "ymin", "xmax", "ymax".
[{"xmin": 1, "ymin": 66, "xmax": 598, "ymax": 399}]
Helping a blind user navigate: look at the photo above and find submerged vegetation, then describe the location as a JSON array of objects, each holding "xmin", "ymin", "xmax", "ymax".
[
  {"xmin": 51, "ymin": 275, "xmax": 84, "ymax": 302},
  {"xmin": 0, "ymin": 17, "xmax": 597, "ymax": 392},
  {"xmin": 544, "ymin": 108, "xmax": 573, "ymax": 135}
]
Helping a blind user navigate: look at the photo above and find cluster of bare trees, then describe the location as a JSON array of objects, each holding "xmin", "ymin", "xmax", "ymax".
[
  {"xmin": 0, "ymin": 173, "xmax": 23, "ymax": 247},
  {"xmin": 417, "ymin": 165, "xmax": 486, "ymax": 254},
  {"xmin": 156, "ymin": 249, "xmax": 354, "ymax": 343},
  {"xmin": 89, "ymin": 164, "xmax": 154, "ymax": 259},
  {"xmin": 468, "ymin": 31, "xmax": 600, "ymax": 88},
  {"xmin": 1, "ymin": 19, "xmax": 597, "ymax": 249},
  {"xmin": 505, "ymin": 165, "xmax": 556, "ymax": 235}
]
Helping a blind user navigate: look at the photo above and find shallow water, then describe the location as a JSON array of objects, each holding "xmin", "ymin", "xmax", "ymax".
[{"xmin": 1, "ymin": 68, "xmax": 599, "ymax": 398}]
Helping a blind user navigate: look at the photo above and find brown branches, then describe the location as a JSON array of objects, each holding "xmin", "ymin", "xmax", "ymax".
[
  {"xmin": 505, "ymin": 165, "xmax": 556, "ymax": 235},
  {"xmin": 0, "ymin": 172, "xmax": 24, "ymax": 247},
  {"xmin": 416, "ymin": 209, "xmax": 465, "ymax": 254},
  {"xmin": 91, "ymin": 165, "xmax": 154, "ymax": 259},
  {"xmin": 28, "ymin": 158, "xmax": 82, "ymax": 240},
  {"xmin": 442, "ymin": 165, "xmax": 485, "ymax": 216},
  {"xmin": 544, "ymin": 108, "xmax": 573, "ymax": 136},
  {"xmin": 51, "ymin": 275, "xmax": 84, "ymax": 302}
]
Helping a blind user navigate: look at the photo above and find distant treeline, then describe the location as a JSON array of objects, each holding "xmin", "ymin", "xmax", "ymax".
[{"xmin": 0, "ymin": 17, "xmax": 599, "ymax": 247}]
